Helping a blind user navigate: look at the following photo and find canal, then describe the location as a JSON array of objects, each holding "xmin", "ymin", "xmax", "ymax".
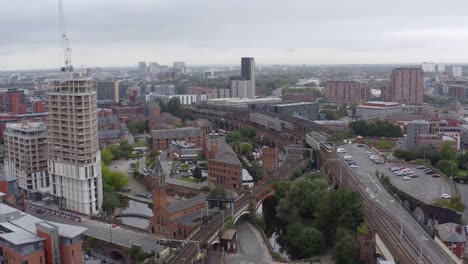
[
  {"xmin": 262, "ymin": 196, "xmax": 292, "ymax": 260},
  {"xmin": 118, "ymin": 198, "xmax": 152, "ymax": 230}
]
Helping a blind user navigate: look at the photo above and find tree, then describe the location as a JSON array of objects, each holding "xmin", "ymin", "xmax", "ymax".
[
  {"xmin": 166, "ymin": 97, "xmax": 181, "ymax": 116},
  {"xmin": 101, "ymin": 148, "xmax": 115, "ymax": 164},
  {"xmin": 102, "ymin": 163, "xmax": 129, "ymax": 189},
  {"xmin": 127, "ymin": 121, "xmax": 148, "ymax": 134},
  {"xmin": 334, "ymin": 228, "xmax": 359, "ymax": 264},
  {"xmin": 102, "ymin": 191, "xmax": 120, "ymax": 214},
  {"xmin": 440, "ymin": 141, "xmax": 457, "ymax": 162},
  {"xmin": 146, "ymin": 149, "xmax": 160, "ymax": 168},
  {"xmin": 193, "ymin": 167, "xmax": 202, "ymax": 180},
  {"xmin": 225, "ymin": 130, "xmax": 242, "ymax": 146},
  {"xmin": 239, "ymin": 142, "xmax": 253, "ymax": 155},
  {"xmin": 436, "ymin": 159, "xmax": 458, "ymax": 176},
  {"xmin": 240, "ymin": 127, "xmax": 256, "ymax": 139},
  {"xmin": 210, "ymin": 186, "xmax": 226, "ymax": 199},
  {"xmin": 250, "ymin": 161, "xmax": 264, "ymax": 182}
]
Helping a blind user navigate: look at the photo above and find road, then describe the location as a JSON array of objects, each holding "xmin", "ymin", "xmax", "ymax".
[
  {"xmin": 226, "ymin": 220, "xmax": 265, "ymax": 264},
  {"xmin": 338, "ymin": 144, "xmax": 453, "ymax": 264},
  {"xmin": 26, "ymin": 207, "xmax": 161, "ymax": 253}
]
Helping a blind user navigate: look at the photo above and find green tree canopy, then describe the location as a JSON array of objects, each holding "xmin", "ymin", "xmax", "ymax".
[
  {"xmin": 436, "ymin": 159, "xmax": 458, "ymax": 176},
  {"xmin": 350, "ymin": 120, "xmax": 402, "ymax": 138},
  {"xmin": 101, "ymin": 148, "xmax": 115, "ymax": 164},
  {"xmin": 225, "ymin": 130, "xmax": 242, "ymax": 146},
  {"xmin": 440, "ymin": 141, "xmax": 457, "ymax": 161},
  {"xmin": 239, "ymin": 142, "xmax": 253, "ymax": 155},
  {"xmin": 210, "ymin": 186, "xmax": 226, "ymax": 199},
  {"xmin": 334, "ymin": 228, "xmax": 360, "ymax": 264},
  {"xmin": 193, "ymin": 166, "xmax": 203, "ymax": 180},
  {"xmin": 240, "ymin": 127, "xmax": 256, "ymax": 139}
]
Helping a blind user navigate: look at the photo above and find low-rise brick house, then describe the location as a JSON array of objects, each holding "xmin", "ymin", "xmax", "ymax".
[
  {"xmin": 205, "ymin": 134, "xmax": 242, "ymax": 190},
  {"xmin": 149, "ymin": 160, "xmax": 206, "ymax": 239},
  {"xmin": 148, "ymin": 127, "xmax": 203, "ymax": 151},
  {"xmin": 98, "ymin": 129, "xmax": 124, "ymax": 148},
  {"xmin": 435, "ymin": 222, "xmax": 465, "ymax": 259}
]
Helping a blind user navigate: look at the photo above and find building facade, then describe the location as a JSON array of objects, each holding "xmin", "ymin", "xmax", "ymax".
[
  {"xmin": 205, "ymin": 135, "xmax": 242, "ymax": 190},
  {"xmin": 355, "ymin": 101, "xmax": 403, "ymax": 119},
  {"xmin": 271, "ymin": 102, "xmax": 320, "ymax": 120},
  {"xmin": 148, "ymin": 127, "xmax": 203, "ymax": 151},
  {"xmin": 47, "ymin": 78, "xmax": 103, "ymax": 215},
  {"xmin": 325, "ymin": 81, "xmax": 369, "ymax": 104},
  {"xmin": 96, "ymin": 81, "xmax": 120, "ymax": 103},
  {"xmin": 384, "ymin": 68, "xmax": 424, "ymax": 105},
  {"xmin": 453, "ymin": 66, "xmax": 462, "ymax": 77},
  {"xmin": 241, "ymin": 57, "xmax": 255, "ymax": 99},
  {"xmin": 229, "ymin": 78, "xmax": 250, "ymax": 98},
  {"xmin": 4, "ymin": 122, "xmax": 48, "ymax": 200},
  {"xmin": 406, "ymin": 120, "xmax": 430, "ymax": 149}
]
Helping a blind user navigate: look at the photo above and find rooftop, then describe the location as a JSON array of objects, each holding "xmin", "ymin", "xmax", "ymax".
[
  {"xmin": 206, "ymin": 136, "xmax": 241, "ymax": 165},
  {"xmin": 151, "ymin": 127, "xmax": 202, "ymax": 140},
  {"xmin": 360, "ymin": 101, "xmax": 400, "ymax": 107},
  {"xmin": 166, "ymin": 193, "xmax": 207, "ymax": 214},
  {"xmin": 5, "ymin": 121, "xmax": 47, "ymax": 132},
  {"xmin": 99, "ymin": 129, "xmax": 123, "ymax": 139},
  {"xmin": 0, "ymin": 222, "xmax": 44, "ymax": 245},
  {"xmin": 274, "ymin": 102, "xmax": 318, "ymax": 107},
  {"xmin": 435, "ymin": 223, "xmax": 466, "ymax": 243}
]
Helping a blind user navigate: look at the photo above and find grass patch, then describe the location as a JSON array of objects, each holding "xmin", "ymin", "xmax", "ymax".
[
  {"xmin": 457, "ymin": 169, "xmax": 467, "ymax": 177},
  {"xmin": 179, "ymin": 176, "xmax": 199, "ymax": 183},
  {"xmin": 377, "ymin": 140, "xmax": 394, "ymax": 150},
  {"xmin": 434, "ymin": 196, "xmax": 464, "ymax": 212},
  {"xmin": 132, "ymin": 139, "xmax": 147, "ymax": 148}
]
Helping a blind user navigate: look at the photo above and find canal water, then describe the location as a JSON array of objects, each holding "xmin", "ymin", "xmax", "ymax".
[
  {"xmin": 119, "ymin": 198, "xmax": 152, "ymax": 230},
  {"xmin": 262, "ymin": 196, "xmax": 292, "ymax": 260}
]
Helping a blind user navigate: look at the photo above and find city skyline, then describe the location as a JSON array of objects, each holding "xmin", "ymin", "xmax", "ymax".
[{"xmin": 3, "ymin": 0, "xmax": 468, "ymax": 70}]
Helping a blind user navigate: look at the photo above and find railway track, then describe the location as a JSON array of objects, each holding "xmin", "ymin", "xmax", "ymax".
[{"xmin": 331, "ymin": 154, "xmax": 451, "ymax": 264}]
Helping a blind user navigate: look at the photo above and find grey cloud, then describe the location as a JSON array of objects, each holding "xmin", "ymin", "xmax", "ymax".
[{"xmin": 2, "ymin": 0, "xmax": 468, "ymax": 70}]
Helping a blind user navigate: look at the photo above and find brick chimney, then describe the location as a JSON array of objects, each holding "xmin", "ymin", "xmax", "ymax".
[{"xmin": 456, "ymin": 225, "xmax": 463, "ymax": 234}]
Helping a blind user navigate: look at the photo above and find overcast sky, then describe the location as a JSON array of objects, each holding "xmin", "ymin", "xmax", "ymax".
[{"xmin": 2, "ymin": 0, "xmax": 468, "ymax": 70}]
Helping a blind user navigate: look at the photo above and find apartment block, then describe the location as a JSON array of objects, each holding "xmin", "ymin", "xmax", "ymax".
[
  {"xmin": 325, "ymin": 81, "xmax": 369, "ymax": 104},
  {"xmin": 4, "ymin": 121, "xmax": 48, "ymax": 200},
  {"xmin": 0, "ymin": 203, "xmax": 86, "ymax": 264},
  {"xmin": 47, "ymin": 78, "xmax": 102, "ymax": 215},
  {"xmin": 96, "ymin": 81, "xmax": 120, "ymax": 103},
  {"xmin": 406, "ymin": 120, "xmax": 430, "ymax": 149},
  {"xmin": 384, "ymin": 68, "xmax": 424, "ymax": 105}
]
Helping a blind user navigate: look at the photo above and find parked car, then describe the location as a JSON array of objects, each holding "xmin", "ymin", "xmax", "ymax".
[
  {"xmin": 337, "ymin": 148, "xmax": 346, "ymax": 153},
  {"xmin": 36, "ymin": 209, "xmax": 44, "ymax": 214},
  {"xmin": 350, "ymin": 164, "xmax": 359, "ymax": 168},
  {"xmin": 373, "ymin": 159, "xmax": 384, "ymax": 164},
  {"xmin": 441, "ymin": 193, "xmax": 451, "ymax": 199},
  {"xmin": 425, "ymin": 171, "xmax": 434, "ymax": 175},
  {"xmin": 403, "ymin": 176, "xmax": 412, "ymax": 180},
  {"xmin": 432, "ymin": 174, "xmax": 441, "ymax": 178},
  {"xmin": 416, "ymin": 166, "xmax": 427, "ymax": 169},
  {"xmin": 357, "ymin": 144, "xmax": 365, "ymax": 147},
  {"xmin": 390, "ymin": 167, "xmax": 400, "ymax": 171}
]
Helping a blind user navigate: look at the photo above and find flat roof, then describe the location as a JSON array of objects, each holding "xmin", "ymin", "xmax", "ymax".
[
  {"xmin": 274, "ymin": 102, "xmax": 317, "ymax": 107},
  {"xmin": 10, "ymin": 213, "xmax": 87, "ymax": 239},
  {"xmin": 0, "ymin": 222, "xmax": 44, "ymax": 245}
]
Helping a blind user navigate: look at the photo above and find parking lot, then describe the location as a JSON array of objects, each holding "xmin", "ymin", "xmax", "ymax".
[{"xmin": 338, "ymin": 144, "xmax": 454, "ymax": 204}]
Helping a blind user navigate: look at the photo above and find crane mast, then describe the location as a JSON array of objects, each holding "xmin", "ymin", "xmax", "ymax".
[{"xmin": 58, "ymin": 0, "xmax": 73, "ymax": 73}]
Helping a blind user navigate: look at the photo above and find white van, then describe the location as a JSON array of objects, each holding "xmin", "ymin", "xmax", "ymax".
[
  {"xmin": 337, "ymin": 148, "xmax": 346, "ymax": 153},
  {"xmin": 343, "ymin": 156, "xmax": 353, "ymax": 161}
]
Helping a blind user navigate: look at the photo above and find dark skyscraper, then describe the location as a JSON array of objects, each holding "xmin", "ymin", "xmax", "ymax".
[
  {"xmin": 240, "ymin": 57, "xmax": 255, "ymax": 98},
  {"xmin": 241, "ymin": 57, "xmax": 254, "ymax": 80}
]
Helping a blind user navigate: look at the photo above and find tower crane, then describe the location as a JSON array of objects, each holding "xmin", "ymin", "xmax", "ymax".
[{"xmin": 58, "ymin": 0, "xmax": 73, "ymax": 73}]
